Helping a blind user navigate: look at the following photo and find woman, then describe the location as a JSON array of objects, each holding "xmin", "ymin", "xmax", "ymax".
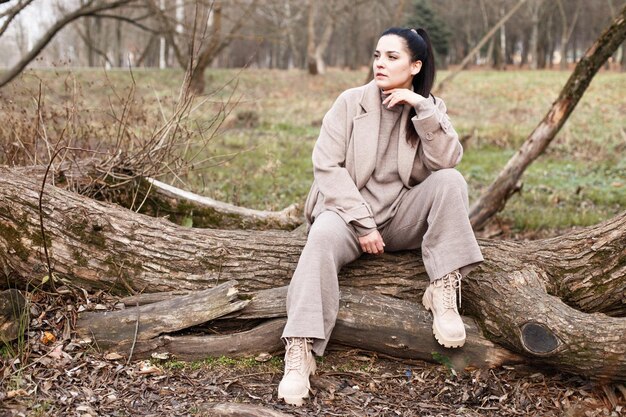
[{"xmin": 278, "ymin": 27, "xmax": 484, "ymax": 406}]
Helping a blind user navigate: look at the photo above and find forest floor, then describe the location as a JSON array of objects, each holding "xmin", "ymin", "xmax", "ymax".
[
  {"xmin": 1, "ymin": 288, "xmax": 623, "ymax": 417},
  {"xmin": 1, "ymin": 68, "xmax": 625, "ymax": 415}
]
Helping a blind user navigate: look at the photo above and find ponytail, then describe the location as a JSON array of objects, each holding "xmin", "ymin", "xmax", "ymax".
[{"xmin": 413, "ymin": 28, "xmax": 436, "ymax": 98}]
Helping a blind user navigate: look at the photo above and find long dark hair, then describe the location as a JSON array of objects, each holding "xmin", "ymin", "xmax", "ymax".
[{"xmin": 380, "ymin": 27, "xmax": 436, "ymax": 146}]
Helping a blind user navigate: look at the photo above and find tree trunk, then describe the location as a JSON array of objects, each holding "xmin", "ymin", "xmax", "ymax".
[
  {"xmin": 1, "ymin": 169, "xmax": 625, "ymax": 382},
  {"xmin": 469, "ymin": 4, "xmax": 626, "ymax": 230},
  {"xmin": 306, "ymin": 0, "xmax": 319, "ymax": 75},
  {"xmin": 75, "ymin": 284, "xmax": 521, "ymax": 371},
  {"xmin": 529, "ymin": 0, "xmax": 542, "ymax": 70}
]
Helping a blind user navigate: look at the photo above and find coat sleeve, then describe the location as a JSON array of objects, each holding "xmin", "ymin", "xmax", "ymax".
[
  {"xmin": 411, "ymin": 96, "xmax": 463, "ymax": 171},
  {"xmin": 312, "ymin": 94, "xmax": 377, "ymax": 233}
]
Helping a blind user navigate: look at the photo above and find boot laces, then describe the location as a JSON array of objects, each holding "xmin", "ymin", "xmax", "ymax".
[
  {"xmin": 284, "ymin": 338, "xmax": 311, "ymax": 371},
  {"xmin": 440, "ymin": 270, "xmax": 462, "ymax": 310}
]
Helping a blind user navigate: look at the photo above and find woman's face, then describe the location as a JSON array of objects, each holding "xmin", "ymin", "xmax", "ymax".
[{"xmin": 373, "ymin": 35, "xmax": 421, "ymax": 90}]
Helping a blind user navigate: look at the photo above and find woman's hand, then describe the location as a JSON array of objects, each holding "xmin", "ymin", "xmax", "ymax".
[
  {"xmin": 382, "ymin": 88, "xmax": 426, "ymax": 108},
  {"xmin": 359, "ymin": 230, "xmax": 385, "ymax": 255}
]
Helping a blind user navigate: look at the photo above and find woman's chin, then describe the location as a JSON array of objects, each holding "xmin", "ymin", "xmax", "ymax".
[{"xmin": 374, "ymin": 78, "xmax": 390, "ymax": 89}]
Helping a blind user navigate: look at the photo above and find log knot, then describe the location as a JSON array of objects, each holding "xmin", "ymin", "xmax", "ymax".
[{"xmin": 520, "ymin": 322, "xmax": 561, "ymax": 355}]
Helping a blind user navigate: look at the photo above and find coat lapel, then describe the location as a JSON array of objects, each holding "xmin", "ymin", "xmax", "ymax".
[
  {"xmin": 352, "ymin": 81, "xmax": 380, "ymax": 189},
  {"xmin": 397, "ymin": 105, "xmax": 418, "ymax": 186},
  {"xmin": 351, "ymin": 80, "xmax": 417, "ymax": 189}
]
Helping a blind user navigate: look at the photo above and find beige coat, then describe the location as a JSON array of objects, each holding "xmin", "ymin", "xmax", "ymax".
[{"xmin": 304, "ymin": 80, "xmax": 463, "ymax": 231}]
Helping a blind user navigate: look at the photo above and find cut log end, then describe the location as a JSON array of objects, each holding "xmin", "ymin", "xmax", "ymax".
[{"xmin": 520, "ymin": 322, "xmax": 561, "ymax": 355}]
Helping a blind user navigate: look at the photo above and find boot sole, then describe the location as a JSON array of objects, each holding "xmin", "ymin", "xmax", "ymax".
[
  {"xmin": 278, "ymin": 392, "xmax": 308, "ymax": 406},
  {"xmin": 422, "ymin": 290, "xmax": 466, "ymax": 348},
  {"xmin": 432, "ymin": 323, "xmax": 466, "ymax": 348}
]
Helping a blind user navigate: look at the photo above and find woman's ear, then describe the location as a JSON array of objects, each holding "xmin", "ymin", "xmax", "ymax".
[{"xmin": 411, "ymin": 60, "xmax": 423, "ymax": 76}]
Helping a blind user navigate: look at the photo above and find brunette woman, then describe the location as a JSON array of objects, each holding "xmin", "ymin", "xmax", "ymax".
[{"xmin": 278, "ymin": 27, "xmax": 483, "ymax": 406}]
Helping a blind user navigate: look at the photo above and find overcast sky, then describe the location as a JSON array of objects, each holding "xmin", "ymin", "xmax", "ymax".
[{"xmin": 1, "ymin": 1, "xmax": 61, "ymax": 50}]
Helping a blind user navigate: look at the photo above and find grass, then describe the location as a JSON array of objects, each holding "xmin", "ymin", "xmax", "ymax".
[
  {"xmin": 158, "ymin": 355, "xmax": 284, "ymax": 372},
  {"xmin": 1, "ymin": 66, "xmax": 624, "ymax": 234}
]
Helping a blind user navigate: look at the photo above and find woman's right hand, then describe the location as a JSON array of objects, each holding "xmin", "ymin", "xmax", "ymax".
[{"xmin": 359, "ymin": 230, "xmax": 385, "ymax": 255}]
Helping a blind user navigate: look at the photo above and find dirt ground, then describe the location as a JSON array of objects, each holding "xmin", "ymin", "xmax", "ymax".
[
  {"xmin": 1, "ymin": 290, "xmax": 625, "ymax": 417},
  {"xmin": 1, "ymin": 346, "xmax": 625, "ymax": 417}
]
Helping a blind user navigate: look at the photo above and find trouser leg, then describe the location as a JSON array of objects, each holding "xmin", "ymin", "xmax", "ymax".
[
  {"xmin": 281, "ymin": 210, "xmax": 362, "ymax": 356},
  {"xmin": 381, "ymin": 169, "xmax": 483, "ymax": 280}
]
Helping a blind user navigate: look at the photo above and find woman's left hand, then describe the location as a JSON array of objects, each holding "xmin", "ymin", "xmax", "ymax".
[{"xmin": 382, "ymin": 88, "xmax": 426, "ymax": 108}]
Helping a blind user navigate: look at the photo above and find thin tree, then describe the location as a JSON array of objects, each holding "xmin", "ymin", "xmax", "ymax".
[{"xmin": 556, "ymin": 0, "xmax": 581, "ymax": 70}]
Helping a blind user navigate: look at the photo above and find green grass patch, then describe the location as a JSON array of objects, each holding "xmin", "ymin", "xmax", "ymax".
[{"xmin": 159, "ymin": 355, "xmax": 283, "ymax": 372}]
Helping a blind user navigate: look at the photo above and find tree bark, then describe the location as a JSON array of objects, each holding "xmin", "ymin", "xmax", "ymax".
[
  {"xmin": 202, "ymin": 403, "xmax": 292, "ymax": 417},
  {"xmin": 529, "ymin": 0, "xmax": 542, "ymax": 70},
  {"xmin": 469, "ymin": 4, "xmax": 626, "ymax": 230},
  {"xmin": 76, "ymin": 280, "xmax": 249, "ymax": 348},
  {"xmin": 1, "ymin": 169, "xmax": 625, "ymax": 381},
  {"xmin": 306, "ymin": 0, "xmax": 319, "ymax": 75},
  {"xmin": 12, "ymin": 160, "xmax": 302, "ymax": 230},
  {"xmin": 76, "ymin": 285, "xmax": 521, "ymax": 371}
]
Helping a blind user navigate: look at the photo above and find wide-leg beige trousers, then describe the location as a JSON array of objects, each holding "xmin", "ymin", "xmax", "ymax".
[{"xmin": 282, "ymin": 169, "xmax": 484, "ymax": 355}]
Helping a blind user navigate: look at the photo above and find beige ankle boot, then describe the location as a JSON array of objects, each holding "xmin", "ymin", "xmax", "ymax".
[
  {"xmin": 422, "ymin": 270, "xmax": 466, "ymax": 348},
  {"xmin": 277, "ymin": 337, "xmax": 316, "ymax": 406}
]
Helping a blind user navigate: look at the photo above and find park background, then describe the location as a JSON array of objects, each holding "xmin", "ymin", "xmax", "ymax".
[{"xmin": 1, "ymin": 0, "xmax": 625, "ymax": 416}]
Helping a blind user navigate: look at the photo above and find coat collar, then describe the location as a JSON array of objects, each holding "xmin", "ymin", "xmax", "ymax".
[{"xmin": 352, "ymin": 81, "xmax": 417, "ymax": 188}]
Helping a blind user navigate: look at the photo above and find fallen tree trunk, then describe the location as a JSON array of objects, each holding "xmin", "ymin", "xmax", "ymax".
[
  {"xmin": 77, "ymin": 280, "xmax": 248, "ymax": 347},
  {"xmin": 1, "ymin": 170, "xmax": 625, "ymax": 381},
  {"xmin": 75, "ymin": 285, "xmax": 521, "ymax": 371}
]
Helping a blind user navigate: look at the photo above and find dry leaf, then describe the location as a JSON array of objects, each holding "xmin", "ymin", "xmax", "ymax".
[
  {"xmin": 40, "ymin": 331, "xmax": 56, "ymax": 345},
  {"xmin": 151, "ymin": 352, "xmax": 170, "ymax": 360},
  {"xmin": 255, "ymin": 352, "xmax": 272, "ymax": 362},
  {"xmin": 138, "ymin": 361, "xmax": 163, "ymax": 375},
  {"xmin": 7, "ymin": 389, "xmax": 29, "ymax": 399},
  {"xmin": 104, "ymin": 352, "xmax": 124, "ymax": 361}
]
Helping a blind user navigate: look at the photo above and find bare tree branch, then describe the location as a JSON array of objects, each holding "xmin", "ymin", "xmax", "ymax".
[
  {"xmin": 0, "ymin": 0, "xmax": 135, "ymax": 89},
  {"xmin": 144, "ymin": 0, "xmax": 187, "ymax": 67},
  {"xmin": 0, "ymin": 0, "xmax": 34, "ymax": 38},
  {"xmin": 73, "ymin": 22, "xmax": 115, "ymax": 67},
  {"xmin": 92, "ymin": 12, "xmax": 159, "ymax": 34}
]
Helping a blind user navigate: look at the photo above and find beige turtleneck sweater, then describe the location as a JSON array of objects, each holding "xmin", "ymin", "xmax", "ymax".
[{"xmin": 353, "ymin": 94, "xmax": 410, "ymax": 236}]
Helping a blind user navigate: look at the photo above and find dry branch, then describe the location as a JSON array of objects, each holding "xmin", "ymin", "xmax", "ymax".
[{"xmin": 76, "ymin": 280, "xmax": 248, "ymax": 348}]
